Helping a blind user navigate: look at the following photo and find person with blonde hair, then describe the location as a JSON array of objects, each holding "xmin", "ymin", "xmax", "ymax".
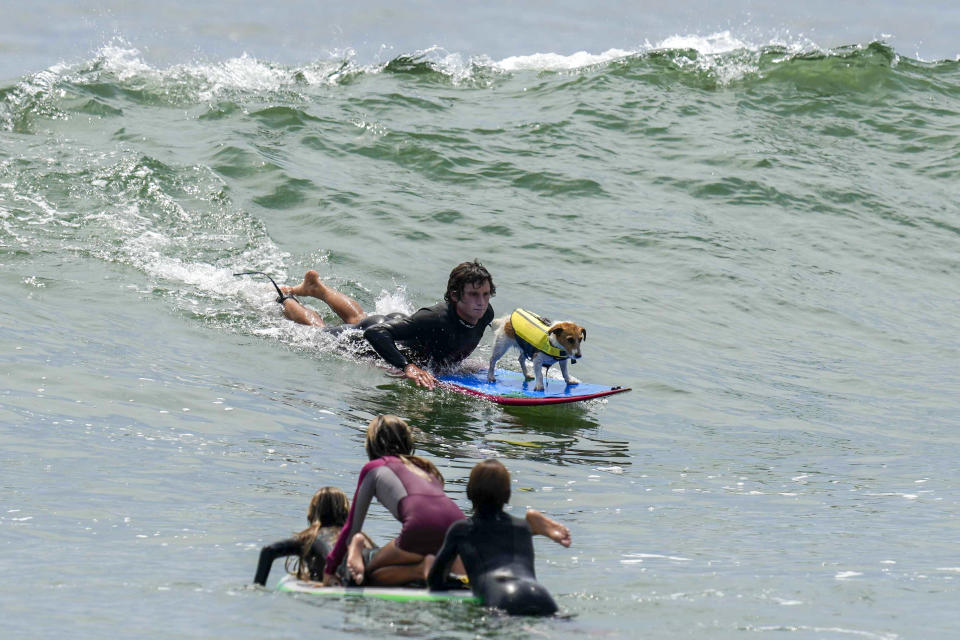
[
  {"xmin": 322, "ymin": 415, "xmax": 465, "ymax": 586},
  {"xmin": 425, "ymin": 459, "xmax": 571, "ymax": 615},
  {"xmin": 253, "ymin": 487, "xmax": 374, "ymax": 586}
]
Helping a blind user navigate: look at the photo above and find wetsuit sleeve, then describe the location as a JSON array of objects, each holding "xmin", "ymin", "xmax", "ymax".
[
  {"xmin": 324, "ymin": 462, "xmax": 381, "ymax": 574},
  {"xmin": 253, "ymin": 537, "xmax": 300, "ymax": 586},
  {"xmin": 362, "ymin": 308, "xmax": 442, "ymax": 369},
  {"xmin": 426, "ymin": 520, "xmax": 467, "ymax": 590}
]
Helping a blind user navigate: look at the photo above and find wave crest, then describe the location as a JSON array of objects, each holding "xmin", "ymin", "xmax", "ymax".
[{"xmin": 2, "ymin": 36, "xmax": 957, "ymax": 132}]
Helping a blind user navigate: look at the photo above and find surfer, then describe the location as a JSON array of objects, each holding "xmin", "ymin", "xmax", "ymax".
[
  {"xmin": 253, "ymin": 487, "xmax": 375, "ymax": 586},
  {"xmin": 322, "ymin": 415, "xmax": 466, "ymax": 587},
  {"xmin": 424, "ymin": 459, "xmax": 571, "ymax": 615},
  {"xmin": 277, "ymin": 260, "xmax": 495, "ymax": 389}
]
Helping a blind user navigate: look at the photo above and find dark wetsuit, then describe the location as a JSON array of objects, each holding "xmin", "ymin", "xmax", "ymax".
[
  {"xmin": 253, "ymin": 526, "xmax": 340, "ymax": 586},
  {"xmin": 427, "ymin": 510, "xmax": 558, "ymax": 616},
  {"xmin": 325, "ymin": 456, "xmax": 465, "ymax": 577},
  {"xmin": 326, "ymin": 302, "xmax": 494, "ymax": 370}
]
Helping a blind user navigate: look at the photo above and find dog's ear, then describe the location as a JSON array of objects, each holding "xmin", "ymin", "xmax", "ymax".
[
  {"xmin": 549, "ymin": 326, "xmax": 563, "ymax": 336},
  {"xmin": 580, "ymin": 327, "xmax": 586, "ymax": 341}
]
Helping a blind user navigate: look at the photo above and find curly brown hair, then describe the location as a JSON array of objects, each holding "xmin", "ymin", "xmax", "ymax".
[{"xmin": 444, "ymin": 260, "xmax": 496, "ymax": 304}]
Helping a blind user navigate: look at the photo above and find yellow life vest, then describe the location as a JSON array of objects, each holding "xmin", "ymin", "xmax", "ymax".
[{"xmin": 510, "ymin": 308, "xmax": 567, "ymax": 360}]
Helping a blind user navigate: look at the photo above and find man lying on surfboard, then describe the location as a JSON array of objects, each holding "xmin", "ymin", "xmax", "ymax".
[{"xmin": 277, "ymin": 260, "xmax": 495, "ymax": 389}]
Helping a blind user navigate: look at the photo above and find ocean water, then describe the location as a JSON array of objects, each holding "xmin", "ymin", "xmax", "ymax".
[{"xmin": 2, "ymin": 3, "xmax": 959, "ymax": 639}]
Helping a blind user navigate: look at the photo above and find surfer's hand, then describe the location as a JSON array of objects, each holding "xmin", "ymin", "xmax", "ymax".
[{"xmin": 404, "ymin": 363, "xmax": 437, "ymax": 390}]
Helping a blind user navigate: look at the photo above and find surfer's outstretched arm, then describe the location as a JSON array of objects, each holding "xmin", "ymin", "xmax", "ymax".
[
  {"xmin": 425, "ymin": 520, "xmax": 466, "ymax": 589},
  {"xmin": 253, "ymin": 537, "xmax": 300, "ymax": 586}
]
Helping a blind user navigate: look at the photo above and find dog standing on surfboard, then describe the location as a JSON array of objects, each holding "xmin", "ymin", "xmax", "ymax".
[{"xmin": 487, "ymin": 308, "xmax": 586, "ymax": 391}]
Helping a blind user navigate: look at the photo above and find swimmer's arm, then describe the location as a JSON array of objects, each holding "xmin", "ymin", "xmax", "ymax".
[
  {"xmin": 364, "ymin": 314, "xmax": 440, "ymax": 389},
  {"xmin": 253, "ymin": 537, "xmax": 300, "ymax": 586},
  {"xmin": 526, "ymin": 509, "xmax": 571, "ymax": 547},
  {"xmin": 324, "ymin": 464, "xmax": 380, "ymax": 574},
  {"xmin": 426, "ymin": 521, "xmax": 465, "ymax": 590},
  {"xmin": 363, "ymin": 322, "xmax": 411, "ymax": 370}
]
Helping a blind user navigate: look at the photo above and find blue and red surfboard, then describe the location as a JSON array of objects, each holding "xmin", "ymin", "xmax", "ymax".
[{"xmin": 437, "ymin": 369, "xmax": 630, "ymax": 406}]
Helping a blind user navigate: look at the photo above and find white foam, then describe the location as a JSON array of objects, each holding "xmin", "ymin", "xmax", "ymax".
[
  {"xmin": 596, "ymin": 465, "xmax": 624, "ymax": 474},
  {"xmin": 622, "ymin": 553, "xmax": 691, "ymax": 562},
  {"xmin": 409, "ymin": 46, "xmax": 483, "ymax": 83},
  {"xmin": 654, "ymin": 31, "xmax": 753, "ymax": 55},
  {"xmin": 491, "ymin": 31, "xmax": 817, "ymax": 74},
  {"xmin": 179, "ymin": 54, "xmax": 294, "ymax": 101},
  {"xmin": 835, "ymin": 571, "xmax": 863, "ymax": 580},
  {"xmin": 485, "ymin": 31, "xmax": 826, "ymax": 86},
  {"xmin": 80, "ymin": 42, "xmax": 355, "ymax": 101},
  {"xmin": 98, "ymin": 44, "xmax": 154, "ymax": 81},
  {"xmin": 371, "ymin": 287, "xmax": 415, "ymax": 316},
  {"xmin": 5, "ymin": 30, "xmax": 838, "ymax": 107},
  {"xmin": 747, "ymin": 625, "xmax": 897, "ymax": 640},
  {"xmin": 122, "ymin": 229, "xmax": 288, "ymax": 308},
  {"xmin": 496, "ymin": 48, "xmax": 634, "ymax": 71}
]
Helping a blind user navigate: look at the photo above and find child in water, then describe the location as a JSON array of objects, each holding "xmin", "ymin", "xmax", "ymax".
[
  {"xmin": 425, "ymin": 459, "xmax": 572, "ymax": 615},
  {"xmin": 323, "ymin": 415, "xmax": 465, "ymax": 586},
  {"xmin": 253, "ymin": 486, "xmax": 374, "ymax": 586}
]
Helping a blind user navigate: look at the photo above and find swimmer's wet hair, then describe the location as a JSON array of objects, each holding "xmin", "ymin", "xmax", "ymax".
[
  {"xmin": 467, "ymin": 459, "xmax": 511, "ymax": 512},
  {"xmin": 365, "ymin": 414, "xmax": 443, "ymax": 483},
  {"xmin": 288, "ymin": 486, "xmax": 350, "ymax": 580},
  {"xmin": 307, "ymin": 486, "xmax": 349, "ymax": 529},
  {"xmin": 445, "ymin": 259, "xmax": 496, "ymax": 304}
]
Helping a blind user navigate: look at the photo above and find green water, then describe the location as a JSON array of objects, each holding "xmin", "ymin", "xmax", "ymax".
[{"xmin": 2, "ymin": 42, "xmax": 959, "ymax": 639}]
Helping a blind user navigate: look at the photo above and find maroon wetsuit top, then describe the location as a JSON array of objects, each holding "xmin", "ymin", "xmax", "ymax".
[{"xmin": 324, "ymin": 456, "xmax": 465, "ymax": 575}]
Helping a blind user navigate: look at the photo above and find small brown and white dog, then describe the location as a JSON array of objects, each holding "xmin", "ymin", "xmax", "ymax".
[{"xmin": 487, "ymin": 308, "xmax": 586, "ymax": 391}]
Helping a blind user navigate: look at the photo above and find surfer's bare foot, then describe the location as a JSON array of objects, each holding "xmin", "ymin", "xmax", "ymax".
[
  {"xmin": 281, "ymin": 269, "xmax": 365, "ymax": 324},
  {"xmin": 285, "ymin": 270, "xmax": 328, "ymax": 299},
  {"xmin": 346, "ymin": 532, "xmax": 367, "ymax": 584},
  {"xmin": 526, "ymin": 509, "xmax": 572, "ymax": 547}
]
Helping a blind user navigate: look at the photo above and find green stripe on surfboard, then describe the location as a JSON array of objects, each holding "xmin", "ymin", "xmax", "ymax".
[{"xmin": 276, "ymin": 575, "xmax": 479, "ymax": 603}]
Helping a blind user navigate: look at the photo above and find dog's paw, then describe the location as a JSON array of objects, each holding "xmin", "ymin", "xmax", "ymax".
[
  {"xmin": 565, "ymin": 377, "xmax": 581, "ymax": 386},
  {"xmin": 486, "ymin": 372, "xmax": 496, "ymax": 382},
  {"xmin": 533, "ymin": 383, "xmax": 545, "ymax": 391}
]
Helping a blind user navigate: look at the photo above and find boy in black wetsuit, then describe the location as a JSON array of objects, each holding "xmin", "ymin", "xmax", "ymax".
[
  {"xmin": 278, "ymin": 260, "xmax": 495, "ymax": 389},
  {"xmin": 424, "ymin": 459, "xmax": 572, "ymax": 616}
]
